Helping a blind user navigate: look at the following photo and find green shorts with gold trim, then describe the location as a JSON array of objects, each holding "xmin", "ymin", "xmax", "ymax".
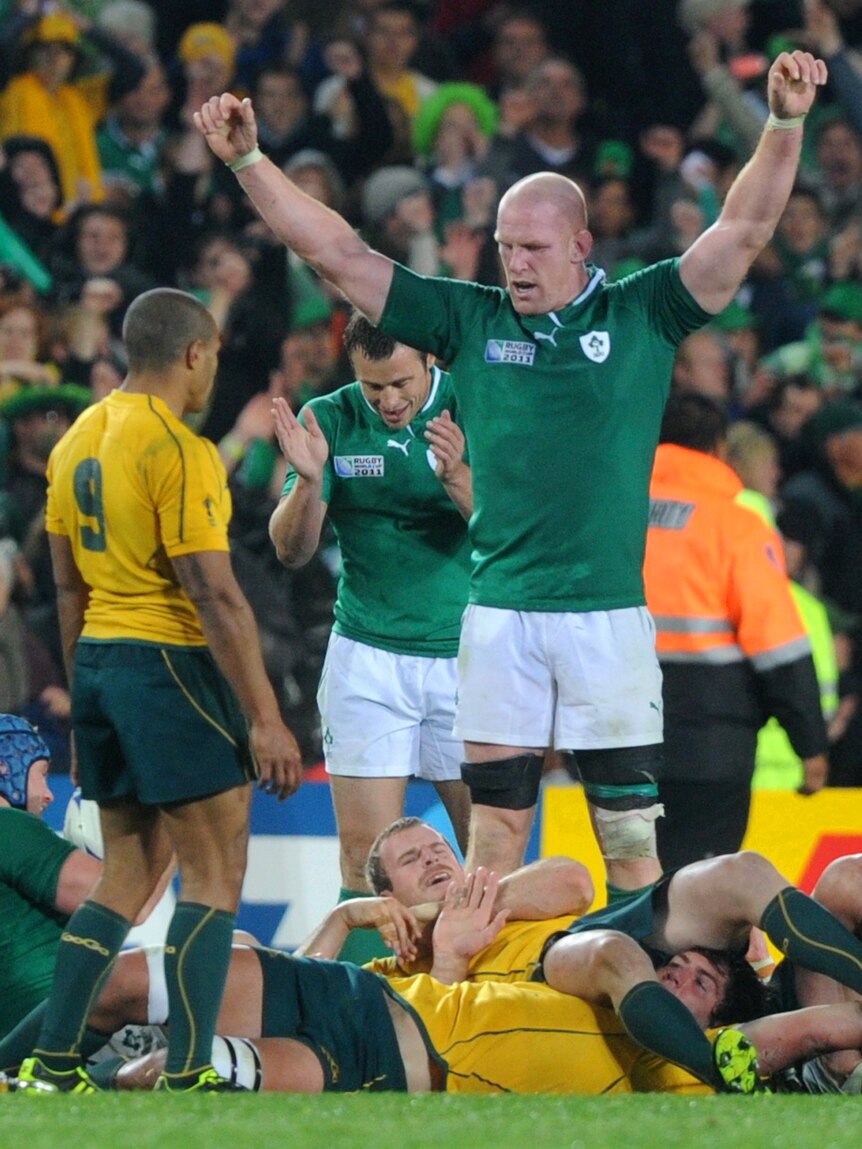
[
  {"xmin": 256, "ymin": 947, "xmax": 408, "ymax": 1092},
  {"xmin": 73, "ymin": 639, "xmax": 255, "ymax": 805}
]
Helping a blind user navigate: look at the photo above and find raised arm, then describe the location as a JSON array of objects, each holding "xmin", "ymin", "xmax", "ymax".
[
  {"xmin": 680, "ymin": 51, "xmax": 828, "ymax": 315},
  {"xmin": 194, "ymin": 93, "xmax": 394, "ymax": 323}
]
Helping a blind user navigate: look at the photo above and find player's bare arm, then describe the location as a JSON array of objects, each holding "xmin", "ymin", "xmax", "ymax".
[
  {"xmin": 495, "ymin": 856, "xmax": 595, "ymax": 920},
  {"xmin": 194, "ymin": 93, "xmax": 394, "ymax": 322},
  {"xmin": 294, "ymin": 895, "xmax": 423, "ymax": 962},
  {"xmin": 171, "ymin": 549, "xmax": 302, "ymax": 800},
  {"xmin": 47, "ymin": 532, "xmax": 90, "ymax": 688},
  {"xmin": 681, "ymin": 51, "xmax": 828, "ymax": 315},
  {"xmin": 738, "ymin": 1001, "xmax": 862, "ymax": 1078}
]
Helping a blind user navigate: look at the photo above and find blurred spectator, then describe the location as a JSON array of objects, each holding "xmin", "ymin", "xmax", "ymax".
[
  {"xmin": 193, "ymin": 231, "xmax": 292, "ymax": 442},
  {"xmin": 781, "ymin": 398, "xmax": 862, "ymax": 617},
  {"xmin": 480, "ymin": 56, "xmax": 597, "ymax": 191},
  {"xmin": 586, "ymin": 175, "xmax": 644, "ymax": 280},
  {"xmin": 684, "ymin": 10, "xmax": 766, "ymax": 158},
  {"xmin": 96, "ymin": 0, "xmax": 158, "ymax": 60},
  {"xmin": 0, "ymin": 383, "xmax": 91, "ymax": 671},
  {"xmin": 672, "ymin": 326, "xmax": 735, "ymax": 404},
  {"xmin": 0, "ymin": 135, "xmax": 64, "ymax": 268},
  {"xmin": 484, "ymin": 7, "xmax": 550, "ymax": 98},
  {"xmin": 47, "ymin": 299, "xmax": 121, "ymax": 390},
  {"xmin": 96, "ymin": 59, "xmax": 172, "ymax": 204},
  {"xmin": 726, "ymin": 419, "xmax": 782, "ymax": 517},
  {"xmin": 49, "ymin": 203, "xmax": 156, "ymax": 332},
  {"xmin": 362, "ymin": 1, "xmax": 437, "ymax": 120},
  {"xmin": 750, "ymin": 185, "xmax": 832, "ymax": 349},
  {"xmin": 360, "ymin": 164, "xmax": 442, "ymax": 275},
  {"xmin": 808, "ymin": 113, "xmax": 862, "ymax": 230},
  {"xmin": 710, "ymin": 297, "xmax": 763, "ymax": 402},
  {"xmin": 412, "ymin": 81, "xmax": 497, "ymax": 236},
  {"xmin": 758, "ymin": 282, "xmax": 862, "ymax": 397},
  {"xmin": 282, "ymin": 148, "xmax": 346, "ymax": 213},
  {"xmin": 0, "ymin": 296, "xmax": 60, "ymax": 400},
  {"xmin": 254, "ymin": 54, "xmax": 393, "ymax": 182},
  {"xmin": 749, "ymin": 374, "xmax": 824, "ymax": 481},
  {"xmin": 174, "ymin": 20, "xmax": 237, "ymax": 128},
  {"xmin": 224, "ymin": 0, "xmax": 312, "ymax": 95},
  {"xmin": 0, "ymin": 10, "xmax": 147, "ymax": 212}
]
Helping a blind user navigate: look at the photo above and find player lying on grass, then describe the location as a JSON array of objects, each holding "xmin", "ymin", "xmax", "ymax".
[
  {"xmin": 296, "ymin": 816, "xmax": 862, "ymax": 1093},
  {"xmin": 110, "ymin": 875, "xmax": 862, "ymax": 1095}
]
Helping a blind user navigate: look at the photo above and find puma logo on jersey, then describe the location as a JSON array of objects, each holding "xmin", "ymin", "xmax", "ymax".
[
  {"xmin": 387, "ymin": 439, "xmax": 410, "ymax": 456},
  {"xmin": 533, "ymin": 329, "xmax": 558, "ymax": 348}
]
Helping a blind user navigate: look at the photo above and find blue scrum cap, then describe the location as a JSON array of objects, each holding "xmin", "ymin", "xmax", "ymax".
[{"xmin": 0, "ymin": 714, "xmax": 51, "ymax": 808}]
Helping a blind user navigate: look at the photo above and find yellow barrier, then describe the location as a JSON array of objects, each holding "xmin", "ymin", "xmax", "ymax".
[{"xmin": 541, "ymin": 785, "xmax": 862, "ymax": 909}]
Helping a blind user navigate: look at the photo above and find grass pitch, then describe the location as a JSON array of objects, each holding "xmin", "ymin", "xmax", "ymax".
[{"xmin": 1, "ymin": 1093, "xmax": 858, "ymax": 1149}]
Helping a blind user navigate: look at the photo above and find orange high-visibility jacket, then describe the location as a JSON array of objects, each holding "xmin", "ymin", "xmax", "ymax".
[{"xmin": 644, "ymin": 443, "xmax": 827, "ymax": 782}]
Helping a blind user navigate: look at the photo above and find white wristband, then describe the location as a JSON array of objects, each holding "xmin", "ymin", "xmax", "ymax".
[
  {"xmin": 227, "ymin": 146, "xmax": 264, "ymax": 173},
  {"xmin": 766, "ymin": 112, "xmax": 806, "ymax": 131}
]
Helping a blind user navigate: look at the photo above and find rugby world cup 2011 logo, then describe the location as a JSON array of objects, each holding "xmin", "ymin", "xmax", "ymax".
[
  {"xmin": 484, "ymin": 339, "xmax": 537, "ymax": 366},
  {"xmin": 334, "ymin": 455, "xmax": 384, "ymax": 477}
]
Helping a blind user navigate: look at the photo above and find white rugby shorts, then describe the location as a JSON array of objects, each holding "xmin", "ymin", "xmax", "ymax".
[
  {"xmin": 454, "ymin": 605, "xmax": 663, "ymax": 749},
  {"xmin": 317, "ymin": 632, "xmax": 463, "ymax": 780}
]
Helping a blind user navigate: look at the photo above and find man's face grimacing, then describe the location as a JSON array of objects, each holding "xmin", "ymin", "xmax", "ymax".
[
  {"xmin": 657, "ymin": 950, "xmax": 729, "ymax": 1029},
  {"xmin": 354, "ymin": 344, "xmax": 433, "ymax": 430},
  {"xmin": 377, "ymin": 823, "xmax": 463, "ymax": 906},
  {"xmin": 495, "ymin": 181, "xmax": 592, "ymax": 316}
]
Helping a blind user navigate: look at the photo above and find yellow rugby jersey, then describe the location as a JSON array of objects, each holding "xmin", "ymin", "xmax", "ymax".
[
  {"xmin": 45, "ymin": 391, "xmax": 231, "ymax": 645},
  {"xmin": 386, "ymin": 974, "xmax": 712, "ymax": 1096},
  {"xmin": 367, "ymin": 915, "xmax": 574, "ymax": 983}
]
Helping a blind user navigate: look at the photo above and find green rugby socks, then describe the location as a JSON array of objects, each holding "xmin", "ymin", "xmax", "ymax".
[
  {"xmin": 761, "ymin": 886, "xmax": 862, "ymax": 994},
  {"xmin": 34, "ymin": 900, "xmax": 130, "ymax": 1071},
  {"xmin": 163, "ymin": 902, "xmax": 235, "ymax": 1077},
  {"xmin": 619, "ymin": 980, "xmax": 722, "ymax": 1088}
]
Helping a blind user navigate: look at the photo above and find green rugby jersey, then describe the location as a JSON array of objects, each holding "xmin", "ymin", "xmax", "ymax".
[
  {"xmin": 282, "ymin": 367, "xmax": 470, "ymax": 657},
  {"xmin": 380, "ymin": 260, "xmax": 712, "ymax": 612},
  {"xmin": 0, "ymin": 809, "xmax": 75, "ymax": 1038}
]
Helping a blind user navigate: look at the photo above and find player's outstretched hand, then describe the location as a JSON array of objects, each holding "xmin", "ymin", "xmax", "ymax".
[
  {"xmin": 272, "ymin": 397, "xmax": 329, "ymax": 481},
  {"xmin": 431, "ymin": 868, "xmax": 509, "ymax": 982},
  {"xmin": 194, "ymin": 93, "xmax": 260, "ymax": 166}
]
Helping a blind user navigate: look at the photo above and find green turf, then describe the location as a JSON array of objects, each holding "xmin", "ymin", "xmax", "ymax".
[{"xmin": 0, "ymin": 1093, "xmax": 858, "ymax": 1149}]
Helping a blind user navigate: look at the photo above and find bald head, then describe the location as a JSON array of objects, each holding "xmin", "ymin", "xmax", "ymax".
[{"xmin": 499, "ymin": 173, "xmax": 588, "ymax": 231}]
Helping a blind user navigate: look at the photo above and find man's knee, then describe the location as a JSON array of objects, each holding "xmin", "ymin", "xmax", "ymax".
[
  {"xmin": 460, "ymin": 754, "xmax": 544, "ymax": 810},
  {"xmin": 573, "ymin": 747, "xmax": 663, "ymax": 862}
]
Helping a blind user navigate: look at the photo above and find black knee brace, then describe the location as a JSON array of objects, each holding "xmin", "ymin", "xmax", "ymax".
[
  {"xmin": 567, "ymin": 746, "xmax": 664, "ymax": 861},
  {"xmin": 460, "ymin": 754, "xmax": 544, "ymax": 810},
  {"xmin": 568, "ymin": 746, "xmax": 662, "ymax": 810}
]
